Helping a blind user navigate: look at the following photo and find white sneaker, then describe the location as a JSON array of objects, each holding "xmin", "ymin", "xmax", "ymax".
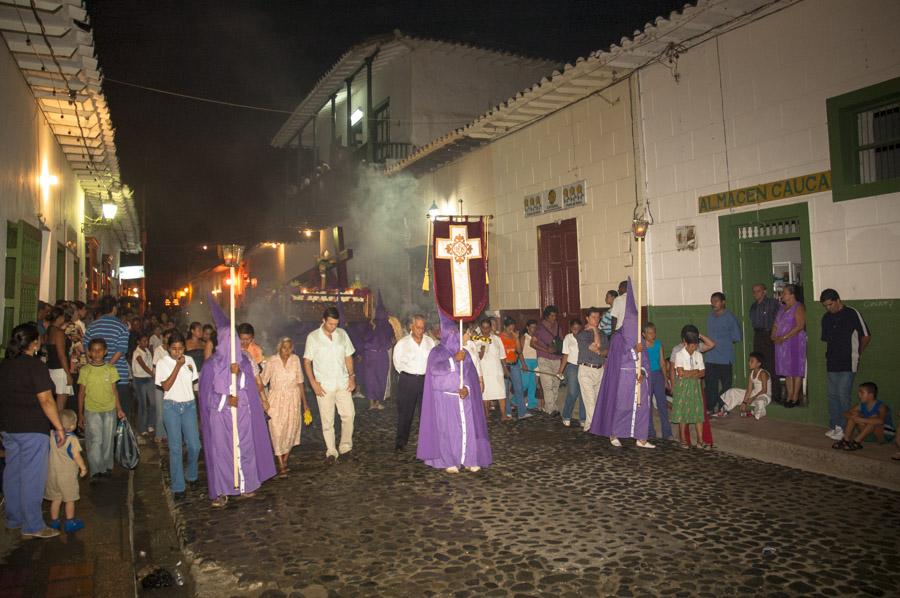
[
  {"xmin": 466, "ymin": 466, "xmax": 481, "ymax": 472},
  {"xmin": 826, "ymin": 426, "xmax": 844, "ymax": 440},
  {"xmin": 610, "ymin": 438, "xmax": 622, "ymax": 447},
  {"xmin": 636, "ymin": 440, "xmax": 656, "ymax": 449},
  {"xmin": 445, "ymin": 466, "xmax": 460, "ymax": 474},
  {"xmin": 562, "ymin": 419, "xmax": 571, "ymax": 427}
]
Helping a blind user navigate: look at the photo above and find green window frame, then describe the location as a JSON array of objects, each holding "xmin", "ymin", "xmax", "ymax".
[{"xmin": 827, "ymin": 76, "xmax": 900, "ymax": 202}]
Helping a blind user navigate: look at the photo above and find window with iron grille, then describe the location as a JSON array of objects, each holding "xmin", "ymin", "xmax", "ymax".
[{"xmin": 827, "ymin": 76, "xmax": 900, "ymax": 201}]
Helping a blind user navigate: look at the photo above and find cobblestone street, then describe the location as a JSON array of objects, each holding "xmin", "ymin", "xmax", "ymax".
[{"xmin": 170, "ymin": 400, "xmax": 900, "ymax": 597}]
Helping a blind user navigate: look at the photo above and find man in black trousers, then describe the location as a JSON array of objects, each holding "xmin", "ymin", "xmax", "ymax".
[{"xmin": 392, "ymin": 315, "xmax": 434, "ymax": 451}]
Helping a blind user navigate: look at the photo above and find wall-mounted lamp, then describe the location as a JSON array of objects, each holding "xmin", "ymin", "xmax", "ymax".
[
  {"xmin": 427, "ymin": 201, "xmax": 440, "ymax": 220},
  {"xmin": 350, "ymin": 108, "xmax": 364, "ymax": 126}
]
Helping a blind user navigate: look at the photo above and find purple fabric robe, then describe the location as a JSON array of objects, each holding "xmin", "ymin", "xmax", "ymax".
[
  {"xmin": 336, "ymin": 299, "xmax": 365, "ymax": 387},
  {"xmin": 360, "ymin": 292, "xmax": 392, "ymax": 402},
  {"xmin": 416, "ymin": 311, "xmax": 492, "ymax": 469},
  {"xmin": 589, "ymin": 277, "xmax": 651, "ymax": 441},
  {"xmin": 198, "ymin": 297, "xmax": 276, "ymax": 499}
]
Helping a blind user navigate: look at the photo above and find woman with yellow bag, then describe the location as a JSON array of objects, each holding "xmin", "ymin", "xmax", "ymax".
[{"xmin": 262, "ymin": 338, "xmax": 310, "ymax": 478}]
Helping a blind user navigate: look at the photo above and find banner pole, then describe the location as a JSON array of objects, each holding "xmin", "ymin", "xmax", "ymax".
[{"xmin": 459, "ymin": 319, "xmax": 464, "ymax": 389}]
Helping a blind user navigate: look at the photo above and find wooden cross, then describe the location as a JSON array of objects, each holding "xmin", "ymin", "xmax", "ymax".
[{"xmin": 435, "ymin": 224, "xmax": 482, "ymax": 318}]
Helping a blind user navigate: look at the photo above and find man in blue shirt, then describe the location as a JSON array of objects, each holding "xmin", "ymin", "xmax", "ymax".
[
  {"xmin": 705, "ymin": 292, "xmax": 742, "ymax": 415},
  {"xmin": 84, "ymin": 296, "xmax": 132, "ymax": 427}
]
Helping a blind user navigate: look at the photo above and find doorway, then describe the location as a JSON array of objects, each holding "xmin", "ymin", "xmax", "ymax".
[
  {"xmin": 537, "ymin": 218, "xmax": 580, "ymax": 329},
  {"xmin": 719, "ymin": 204, "xmax": 814, "ymax": 398}
]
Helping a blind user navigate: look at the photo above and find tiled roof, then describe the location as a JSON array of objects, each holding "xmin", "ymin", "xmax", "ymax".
[
  {"xmin": 270, "ymin": 30, "xmax": 557, "ymax": 148},
  {"xmin": 386, "ymin": 0, "xmax": 782, "ymax": 176}
]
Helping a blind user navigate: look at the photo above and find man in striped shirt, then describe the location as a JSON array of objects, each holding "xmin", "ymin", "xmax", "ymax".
[
  {"xmin": 820, "ymin": 288, "xmax": 871, "ymax": 441},
  {"xmin": 84, "ymin": 296, "xmax": 133, "ymax": 425}
]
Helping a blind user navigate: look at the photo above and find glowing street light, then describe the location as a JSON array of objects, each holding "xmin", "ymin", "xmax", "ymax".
[{"xmin": 102, "ymin": 202, "xmax": 118, "ymax": 220}]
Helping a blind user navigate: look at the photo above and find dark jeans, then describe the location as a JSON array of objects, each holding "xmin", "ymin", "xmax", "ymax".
[
  {"xmin": 395, "ymin": 372, "xmax": 425, "ymax": 449},
  {"xmin": 704, "ymin": 362, "xmax": 732, "ymax": 412},
  {"xmin": 753, "ymin": 328, "xmax": 781, "ymax": 402},
  {"xmin": 117, "ymin": 382, "xmax": 134, "ymax": 421},
  {"xmin": 647, "ymin": 370, "xmax": 672, "ymax": 439}
]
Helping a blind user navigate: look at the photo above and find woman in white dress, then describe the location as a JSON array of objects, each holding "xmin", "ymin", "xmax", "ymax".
[{"xmin": 475, "ymin": 319, "xmax": 509, "ymax": 422}]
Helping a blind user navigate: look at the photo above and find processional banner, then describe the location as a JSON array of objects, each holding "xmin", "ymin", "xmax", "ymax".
[{"xmin": 431, "ymin": 218, "xmax": 488, "ymax": 321}]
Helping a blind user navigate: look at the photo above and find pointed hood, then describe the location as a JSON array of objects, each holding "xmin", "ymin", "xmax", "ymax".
[
  {"xmin": 374, "ymin": 290, "xmax": 388, "ymax": 322},
  {"xmin": 439, "ymin": 310, "xmax": 460, "ymax": 351},
  {"xmin": 621, "ymin": 277, "xmax": 639, "ymax": 348},
  {"xmin": 208, "ymin": 294, "xmax": 232, "ymax": 362}
]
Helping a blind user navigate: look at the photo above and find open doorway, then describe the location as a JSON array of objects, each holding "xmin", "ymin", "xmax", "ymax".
[{"xmin": 719, "ymin": 204, "xmax": 814, "ymax": 407}]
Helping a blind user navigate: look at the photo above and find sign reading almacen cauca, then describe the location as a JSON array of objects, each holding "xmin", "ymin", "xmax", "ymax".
[{"xmin": 698, "ymin": 170, "xmax": 831, "ymax": 213}]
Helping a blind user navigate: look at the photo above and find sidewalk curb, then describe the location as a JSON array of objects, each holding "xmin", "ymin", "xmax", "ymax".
[{"xmin": 712, "ymin": 425, "xmax": 900, "ymax": 492}]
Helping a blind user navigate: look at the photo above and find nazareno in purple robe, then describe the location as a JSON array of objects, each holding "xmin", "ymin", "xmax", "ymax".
[
  {"xmin": 416, "ymin": 311, "xmax": 493, "ymax": 469},
  {"xmin": 360, "ymin": 292, "xmax": 393, "ymax": 402},
  {"xmin": 589, "ymin": 277, "xmax": 651, "ymax": 441},
  {"xmin": 336, "ymin": 299, "xmax": 365, "ymax": 389},
  {"xmin": 198, "ymin": 297, "xmax": 276, "ymax": 500}
]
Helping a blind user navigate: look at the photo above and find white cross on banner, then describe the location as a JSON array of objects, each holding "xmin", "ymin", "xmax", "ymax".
[{"xmin": 434, "ymin": 223, "xmax": 483, "ymax": 318}]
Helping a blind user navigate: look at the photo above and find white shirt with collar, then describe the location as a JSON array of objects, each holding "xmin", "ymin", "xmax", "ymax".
[
  {"xmin": 562, "ymin": 332, "xmax": 579, "ymax": 365},
  {"xmin": 610, "ymin": 293, "xmax": 627, "ymax": 330},
  {"xmin": 303, "ymin": 326, "xmax": 355, "ymax": 392},
  {"xmin": 392, "ymin": 333, "xmax": 435, "ymax": 375}
]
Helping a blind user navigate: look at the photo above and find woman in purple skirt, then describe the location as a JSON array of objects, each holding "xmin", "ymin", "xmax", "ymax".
[{"xmin": 772, "ymin": 284, "xmax": 807, "ymax": 407}]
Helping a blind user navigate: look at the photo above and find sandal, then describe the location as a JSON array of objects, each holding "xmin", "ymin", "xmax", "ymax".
[
  {"xmin": 211, "ymin": 496, "xmax": 229, "ymax": 508},
  {"xmin": 678, "ymin": 441, "xmax": 691, "ymax": 449},
  {"xmin": 832, "ymin": 439, "xmax": 849, "ymax": 450},
  {"xmin": 844, "ymin": 440, "xmax": 863, "ymax": 451}
]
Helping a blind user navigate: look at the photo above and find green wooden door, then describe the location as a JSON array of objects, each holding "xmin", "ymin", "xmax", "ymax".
[
  {"xmin": 2, "ymin": 220, "xmax": 42, "ymax": 346},
  {"xmin": 735, "ymin": 241, "xmax": 773, "ymax": 384}
]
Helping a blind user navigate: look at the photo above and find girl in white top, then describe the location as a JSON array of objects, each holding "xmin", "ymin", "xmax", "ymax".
[
  {"xmin": 720, "ymin": 352, "xmax": 771, "ymax": 419},
  {"xmin": 131, "ymin": 334, "xmax": 156, "ymax": 434}
]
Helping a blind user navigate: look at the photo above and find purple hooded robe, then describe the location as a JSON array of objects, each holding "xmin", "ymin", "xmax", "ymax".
[
  {"xmin": 360, "ymin": 292, "xmax": 393, "ymax": 402},
  {"xmin": 416, "ymin": 311, "xmax": 493, "ymax": 469},
  {"xmin": 589, "ymin": 277, "xmax": 651, "ymax": 441},
  {"xmin": 198, "ymin": 298, "xmax": 276, "ymax": 499},
  {"xmin": 336, "ymin": 299, "xmax": 364, "ymax": 390}
]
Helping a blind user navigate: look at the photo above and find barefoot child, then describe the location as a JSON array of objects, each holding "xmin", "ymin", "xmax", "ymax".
[
  {"xmin": 720, "ymin": 352, "xmax": 771, "ymax": 419},
  {"xmin": 671, "ymin": 329, "xmax": 707, "ymax": 449},
  {"xmin": 45, "ymin": 409, "xmax": 87, "ymax": 532}
]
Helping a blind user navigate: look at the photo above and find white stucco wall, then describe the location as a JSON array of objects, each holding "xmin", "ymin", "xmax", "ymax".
[
  {"xmin": 640, "ymin": 0, "xmax": 900, "ymax": 305},
  {"xmin": 0, "ymin": 42, "xmax": 88, "ymax": 316},
  {"xmin": 419, "ymin": 79, "xmax": 638, "ymax": 310}
]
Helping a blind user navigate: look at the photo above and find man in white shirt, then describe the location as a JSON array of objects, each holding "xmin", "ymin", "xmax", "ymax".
[
  {"xmin": 392, "ymin": 314, "xmax": 435, "ymax": 451},
  {"xmin": 303, "ymin": 307, "xmax": 357, "ymax": 461},
  {"xmin": 609, "ymin": 280, "xmax": 628, "ymax": 332}
]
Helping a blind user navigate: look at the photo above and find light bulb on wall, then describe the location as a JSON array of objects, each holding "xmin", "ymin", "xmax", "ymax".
[
  {"xmin": 350, "ymin": 108, "xmax": 364, "ymax": 125},
  {"xmin": 101, "ymin": 202, "xmax": 118, "ymax": 220}
]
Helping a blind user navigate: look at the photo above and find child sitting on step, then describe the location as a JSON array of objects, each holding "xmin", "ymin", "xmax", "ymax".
[{"xmin": 833, "ymin": 382, "xmax": 895, "ymax": 451}]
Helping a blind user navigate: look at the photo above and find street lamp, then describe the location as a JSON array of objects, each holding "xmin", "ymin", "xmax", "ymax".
[
  {"xmin": 217, "ymin": 243, "xmax": 244, "ymax": 489},
  {"xmin": 102, "ymin": 201, "xmax": 118, "ymax": 220},
  {"xmin": 427, "ymin": 201, "xmax": 439, "ymax": 220}
]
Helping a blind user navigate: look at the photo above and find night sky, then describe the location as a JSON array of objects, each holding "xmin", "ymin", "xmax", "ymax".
[{"xmin": 88, "ymin": 0, "xmax": 687, "ymax": 292}]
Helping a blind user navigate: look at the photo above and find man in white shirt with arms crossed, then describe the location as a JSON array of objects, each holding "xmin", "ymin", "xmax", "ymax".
[
  {"xmin": 392, "ymin": 314, "xmax": 434, "ymax": 451},
  {"xmin": 304, "ymin": 306, "xmax": 356, "ymax": 463}
]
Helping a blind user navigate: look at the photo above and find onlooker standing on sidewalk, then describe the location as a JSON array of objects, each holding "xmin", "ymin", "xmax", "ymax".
[
  {"xmin": 304, "ymin": 307, "xmax": 357, "ymax": 462},
  {"xmin": 599, "ymin": 290, "xmax": 618, "ymax": 339},
  {"xmin": 83, "ymin": 296, "xmax": 132, "ymax": 420},
  {"xmin": 392, "ymin": 315, "xmax": 434, "ymax": 450},
  {"xmin": 749, "ymin": 283, "xmax": 781, "ymax": 402},
  {"xmin": 820, "ymin": 288, "xmax": 871, "ymax": 440},
  {"xmin": 521, "ymin": 320, "xmax": 539, "ymax": 409},
  {"xmin": 773, "ymin": 284, "xmax": 807, "ymax": 408},
  {"xmin": 45, "ymin": 409, "xmax": 87, "ymax": 533},
  {"xmin": 576, "ymin": 307, "xmax": 608, "ymax": 432},
  {"xmin": 644, "ymin": 322, "xmax": 672, "ymax": 440},
  {"xmin": 131, "ymin": 332, "xmax": 155, "ymax": 435},
  {"xmin": 77, "ymin": 338, "xmax": 126, "ymax": 482},
  {"xmin": 530, "ymin": 306, "xmax": 562, "ymax": 415},
  {"xmin": 560, "ymin": 318, "xmax": 584, "ymax": 427},
  {"xmin": 0, "ymin": 323, "xmax": 66, "ymax": 539},
  {"xmin": 705, "ymin": 292, "xmax": 742, "ymax": 416}
]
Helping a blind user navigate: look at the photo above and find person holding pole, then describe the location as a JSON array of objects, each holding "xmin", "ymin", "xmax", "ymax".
[{"xmin": 198, "ymin": 298, "xmax": 276, "ymax": 508}]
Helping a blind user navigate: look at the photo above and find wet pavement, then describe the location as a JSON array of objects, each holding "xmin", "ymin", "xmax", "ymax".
[{"xmin": 168, "ymin": 400, "xmax": 900, "ymax": 597}]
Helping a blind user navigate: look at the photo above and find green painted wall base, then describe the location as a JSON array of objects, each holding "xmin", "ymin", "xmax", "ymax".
[{"xmin": 648, "ymin": 300, "xmax": 898, "ymax": 428}]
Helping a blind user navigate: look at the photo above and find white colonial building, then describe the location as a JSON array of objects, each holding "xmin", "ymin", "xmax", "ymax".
[{"xmin": 0, "ymin": 0, "xmax": 141, "ymax": 342}]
